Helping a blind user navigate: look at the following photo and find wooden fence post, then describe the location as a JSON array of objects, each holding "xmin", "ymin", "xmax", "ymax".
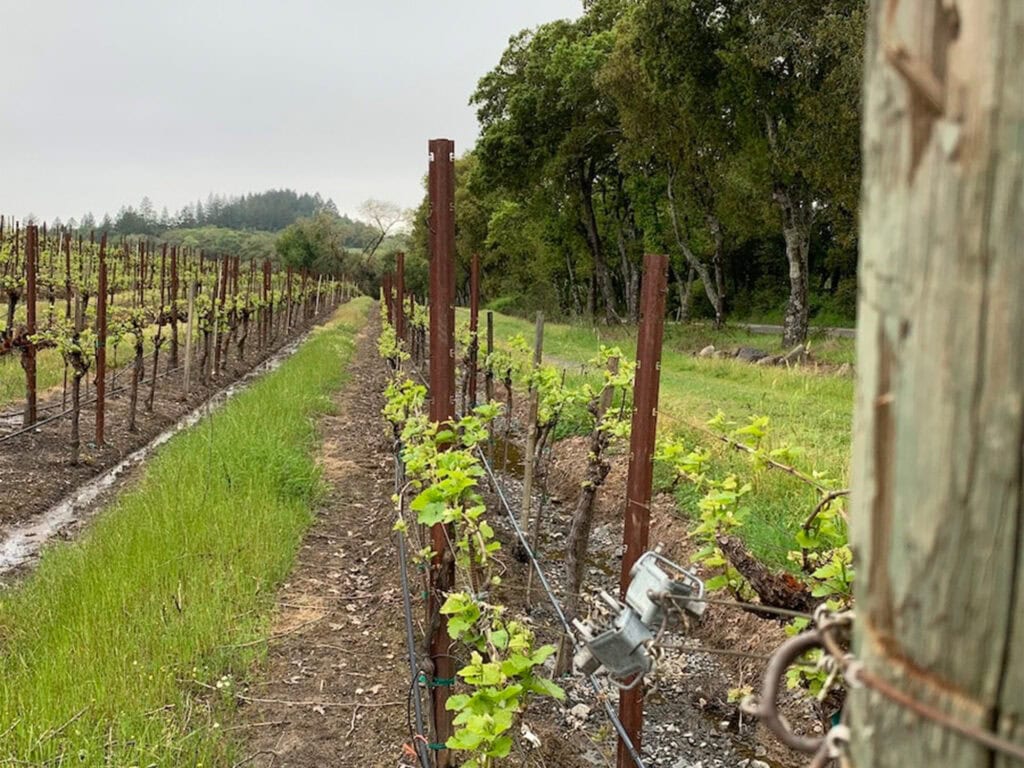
[
  {"xmin": 519, "ymin": 311, "xmax": 544, "ymax": 536},
  {"xmin": 848, "ymin": 3, "xmax": 1024, "ymax": 766},
  {"xmin": 468, "ymin": 253, "xmax": 480, "ymax": 409}
]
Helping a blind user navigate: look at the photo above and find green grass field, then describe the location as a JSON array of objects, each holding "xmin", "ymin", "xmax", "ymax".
[
  {"xmin": 0, "ymin": 297, "xmax": 370, "ymax": 766},
  {"xmin": 467, "ymin": 310, "xmax": 854, "ymax": 569}
]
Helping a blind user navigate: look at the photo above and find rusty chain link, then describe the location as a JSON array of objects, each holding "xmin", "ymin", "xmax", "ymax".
[{"xmin": 738, "ymin": 606, "xmax": 1024, "ymax": 766}]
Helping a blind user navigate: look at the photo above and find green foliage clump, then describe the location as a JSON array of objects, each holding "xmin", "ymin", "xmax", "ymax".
[{"xmin": 381, "ymin": 303, "xmax": 564, "ymax": 767}]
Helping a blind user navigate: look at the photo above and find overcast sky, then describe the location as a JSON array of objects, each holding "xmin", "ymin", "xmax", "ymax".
[{"xmin": 2, "ymin": 0, "xmax": 582, "ymax": 224}]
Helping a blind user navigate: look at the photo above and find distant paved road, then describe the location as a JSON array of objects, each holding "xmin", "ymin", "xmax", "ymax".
[{"xmin": 742, "ymin": 323, "xmax": 856, "ymax": 339}]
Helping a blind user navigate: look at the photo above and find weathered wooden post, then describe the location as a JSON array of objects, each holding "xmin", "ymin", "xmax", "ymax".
[
  {"xmin": 468, "ymin": 253, "xmax": 480, "ymax": 408},
  {"xmin": 519, "ymin": 311, "xmax": 544, "ymax": 537},
  {"xmin": 395, "ymin": 251, "xmax": 406, "ymax": 342},
  {"xmin": 847, "ymin": 2, "xmax": 1024, "ymax": 766},
  {"xmin": 617, "ymin": 253, "xmax": 668, "ymax": 768}
]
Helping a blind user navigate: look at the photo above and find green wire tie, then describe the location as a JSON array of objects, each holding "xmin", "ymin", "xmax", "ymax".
[
  {"xmin": 428, "ymin": 743, "xmax": 447, "ymax": 751},
  {"xmin": 420, "ymin": 591, "xmax": 429, "ymax": 600},
  {"xmin": 415, "ymin": 674, "xmax": 454, "ymax": 688}
]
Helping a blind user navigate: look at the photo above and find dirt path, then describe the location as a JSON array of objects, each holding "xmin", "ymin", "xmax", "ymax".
[{"xmin": 236, "ymin": 316, "xmax": 413, "ymax": 767}]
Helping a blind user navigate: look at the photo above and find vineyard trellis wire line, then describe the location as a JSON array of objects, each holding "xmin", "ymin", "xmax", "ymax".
[
  {"xmin": 0, "ymin": 362, "xmax": 186, "ymax": 444},
  {"xmin": 475, "ymin": 445, "xmax": 649, "ymax": 768},
  {"xmin": 0, "ymin": 347, "xmax": 163, "ymax": 421}
]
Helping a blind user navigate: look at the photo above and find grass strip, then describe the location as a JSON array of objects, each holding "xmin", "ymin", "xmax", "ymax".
[
  {"xmin": 0, "ymin": 296, "xmax": 371, "ymax": 766},
  {"xmin": 466, "ymin": 308, "xmax": 853, "ymax": 569}
]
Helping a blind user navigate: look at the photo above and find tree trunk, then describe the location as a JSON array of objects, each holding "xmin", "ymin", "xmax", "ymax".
[
  {"xmin": 565, "ymin": 251, "xmax": 583, "ymax": 317},
  {"xmin": 708, "ymin": 214, "xmax": 726, "ymax": 329},
  {"xmin": 200, "ymin": 330, "xmax": 211, "ymax": 386},
  {"xmin": 773, "ymin": 184, "xmax": 812, "ymax": 348},
  {"xmin": 579, "ymin": 169, "xmax": 619, "ymax": 323},
  {"xmin": 238, "ymin": 312, "xmax": 249, "ymax": 362},
  {"xmin": 169, "ymin": 312, "xmax": 179, "ymax": 371},
  {"xmin": 848, "ymin": 3, "xmax": 1024, "ymax": 766},
  {"xmin": 617, "ymin": 224, "xmax": 640, "ymax": 323},
  {"xmin": 5, "ymin": 293, "xmax": 17, "ymax": 339},
  {"xmin": 666, "ymin": 176, "xmax": 724, "ymax": 326}
]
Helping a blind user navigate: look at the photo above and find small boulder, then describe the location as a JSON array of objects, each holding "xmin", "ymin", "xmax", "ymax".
[
  {"xmin": 735, "ymin": 346, "xmax": 769, "ymax": 363},
  {"xmin": 569, "ymin": 703, "xmax": 591, "ymax": 721},
  {"xmin": 698, "ymin": 344, "xmax": 716, "ymax": 358},
  {"xmin": 755, "ymin": 355, "xmax": 779, "ymax": 366}
]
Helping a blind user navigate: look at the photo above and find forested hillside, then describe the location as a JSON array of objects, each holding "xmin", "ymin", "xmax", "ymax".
[
  {"xmin": 79, "ymin": 189, "xmax": 348, "ymax": 235},
  {"xmin": 406, "ymin": 0, "xmax": 864, "ymax": 344},
  {"xmin": 33, "ymin": 189, "xmax": 389, "ymax": 275}
]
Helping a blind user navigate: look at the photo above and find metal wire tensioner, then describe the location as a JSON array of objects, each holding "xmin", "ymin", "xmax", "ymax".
[{"xmin": 572, "ymin": 550, "xmax": 706, "ymax": 689}]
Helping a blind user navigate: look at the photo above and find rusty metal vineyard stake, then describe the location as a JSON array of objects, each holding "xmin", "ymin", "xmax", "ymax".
[
  {"xmin": 170, "ymin": 246, "xmax": 179, "ymax": 370},
  {"xmin": 23, "ymin": 225, "xmax": 38, "ymax": 427},
  {"xmin": 184, "ymin": 279, "xmax": 196, "ymax": 397},
  {"xmin": 64, "ymin": 232, "xmax": 72, "ymax": 321},
  {"xmin": 485, "ymin": 310, "xmax": 494, "ymax": 404},
  {"xmin": 617, "ymin": 253, "xmax": 668, "ymax": 768},
  {"xmin": 428, "ymin": 137, "xmax": 457, "ymax": 766}
]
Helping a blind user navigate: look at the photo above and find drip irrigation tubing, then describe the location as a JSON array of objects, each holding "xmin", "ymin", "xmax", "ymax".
[
  {"xmin": 476, "ymin": 446, "xmax": 649, "ymax": 768},
  {"xmin": 393, "ymin": 445, "xmax": 433, "ymax": 768}
]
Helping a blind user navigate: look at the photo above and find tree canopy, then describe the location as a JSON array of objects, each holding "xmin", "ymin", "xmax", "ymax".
[{"xmin": 407, "ymin": 0, "xmax": 865, "ymax": 338}]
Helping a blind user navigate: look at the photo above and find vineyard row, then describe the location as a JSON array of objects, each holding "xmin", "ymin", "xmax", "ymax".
[{"xmin": 0, "ymin": 216, "xmax": 353, "ymax": 463}]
